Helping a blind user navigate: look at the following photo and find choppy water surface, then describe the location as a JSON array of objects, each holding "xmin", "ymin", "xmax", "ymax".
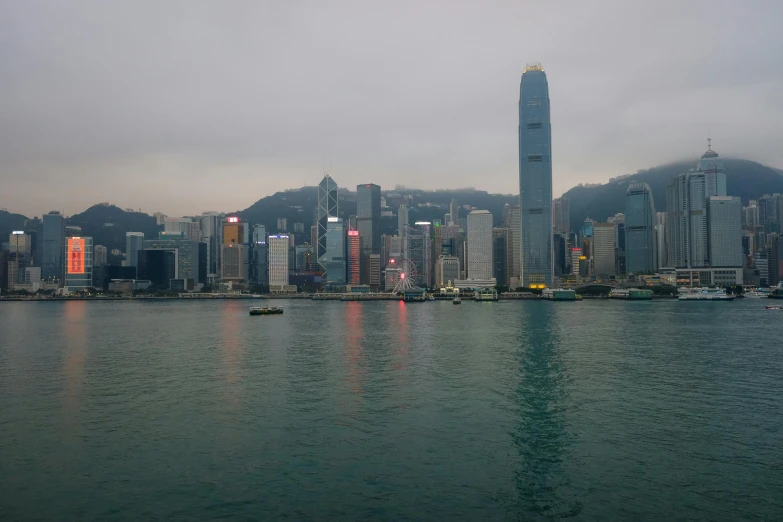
[{"xmin": 1, "ymin": 299, "xmax": 781, "ymax": 520}]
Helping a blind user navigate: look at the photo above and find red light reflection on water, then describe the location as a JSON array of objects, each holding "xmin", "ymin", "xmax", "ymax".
[
  {"xmin": 63, "ymin": 300, "xmax": 87, "ymax": 414},
  {"xmin": 344, "ymin": 301, "xmax": 366, "ymax": 395}
]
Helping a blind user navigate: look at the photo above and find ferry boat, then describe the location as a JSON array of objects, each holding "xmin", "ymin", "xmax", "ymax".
[
  {"xmin": 764, "ymin": 305, "xmax": 781, "ymax": 310},
  {"xmin": 453, "ymin": 297, "xmax": 462, "ymax": 305},
  {"xmin": 541, "ymin": 288, "xmax": 577, "ymax": 301},
  {"xmin": 249, "ymin": 306, "xmax": 284, "ymax": 315},
  {"xmin": 608, "ymin": 288, "xmax": 653, "ymax": 300},
  {"xmin": 745, "ymin": 290, "xmax": 769, "ymax": 298},
  {"xmin": 473, "ymin": 288, "xmax": 498, "ymax": 301},
  {"xmin": 677, "ymin": 288, "xmax": 734, "ymax": 301}
]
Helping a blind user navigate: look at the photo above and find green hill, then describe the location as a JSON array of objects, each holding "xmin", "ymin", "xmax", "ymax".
[
  {"xmin": 66, "ymin": 204, "xmax": 161, "ymax": 252},
  {"xmin": 0, "ymin": 209, "xmax": 29, "ymax": 243},
  {"xmin": 562, "ymin": 158, "xmax": 783, "ymax": 231}
]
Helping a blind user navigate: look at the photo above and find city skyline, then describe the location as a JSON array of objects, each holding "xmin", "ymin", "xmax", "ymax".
[{"xmin": 2, "ymin": 2, "xmax": 782, "ymax": 217}]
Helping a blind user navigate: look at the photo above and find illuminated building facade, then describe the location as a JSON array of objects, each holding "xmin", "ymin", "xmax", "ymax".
[
  {"xmin": 347, "ymin": 230, "xmax": 361, "ymax": 285},
  {"xmin": 268, "ymin": 235, "xmax": 290, "ymax": 287},
  {"xmin": 65, "ymin": 236, "xmax": 94, "ymax": 290}
]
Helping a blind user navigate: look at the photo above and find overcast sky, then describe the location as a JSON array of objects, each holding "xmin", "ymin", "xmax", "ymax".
[{"xmin": 1, "ymin": 1, "xmax": 782, "ymax": 217}]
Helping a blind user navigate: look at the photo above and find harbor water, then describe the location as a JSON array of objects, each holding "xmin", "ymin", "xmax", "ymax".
[{"xmin": 1, "ymin": 299, "xmax": 781, "ymax": 520}]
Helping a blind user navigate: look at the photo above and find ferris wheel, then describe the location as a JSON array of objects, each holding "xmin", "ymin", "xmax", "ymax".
[{"xmin": 390, "ymin": 257, "xmax": 418, "ymax": 294}]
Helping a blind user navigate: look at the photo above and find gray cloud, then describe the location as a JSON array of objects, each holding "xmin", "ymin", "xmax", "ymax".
[{"xmin": 1, "ymin": 0, "xmax": 782, "ymax": 216}]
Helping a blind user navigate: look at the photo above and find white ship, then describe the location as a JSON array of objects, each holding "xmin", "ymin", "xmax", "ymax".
[{"xmin": 678, "ymin": 288, "xmax": 734, "ymax": 301}]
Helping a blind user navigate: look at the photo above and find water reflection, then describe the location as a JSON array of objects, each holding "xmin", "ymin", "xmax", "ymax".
[
  {"xmin": 344, "ymin": 301, "xmax": 366, "ymax": 395},
  {"xmin": 393, "ymin": 301, "xmax": 409, "ymax": 373},
  {"xmin": 512, "ymin": 305, "xmax": 580, "ymax": 518},
  {"xmin": 220, "ymin": 301, "xmax": 244, "ymax": 386},
  {"xmin": 62, "ymin": 300, "xmax": 87, "ymax": 414}
]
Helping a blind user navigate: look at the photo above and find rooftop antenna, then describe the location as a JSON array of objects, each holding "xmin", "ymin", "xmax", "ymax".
[{"xmin": 707, "ymin": 132, "xmax": 712, "ymax": 151}]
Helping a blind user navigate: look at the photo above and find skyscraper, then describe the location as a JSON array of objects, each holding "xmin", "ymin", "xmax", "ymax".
[
  {"xmin": 467, "ymin": 210, "xmax": 493, "ymax": 280},
  {"xmin": 268, "ymin": 235, "xmax": 290, "ymax": 287},
  {"xmin": 93, "ymin": 245, "xmax": 108, "ymax": 267},
  {"xmin": 408, "ymin": 222, "xmax": 432, "ymax": 288},
  {"xmin": 707, "ymin": 196, "xmax": 743, "ymax": 268},
  {"xmin": 357, "ymin": 183, "xmax": 381, "ymax": 284},
  {"xmin": 592, "ymin": 223, "xmax": 617, "ymax": 278},
  {"xmin": 41, "ymin": 211, "xmax": 65, "ymax": 282},
  {"xmin": 65, "ymin": 236, "xmax": 93, "ymax": 291},
  {"xmin": 510, "ymin": 205, "xmax": 521, "ymax": 284},
  {"xmin": 553, "ymin": 197, "xmax": 570, "ymax": 234},
  {"xmin": 666, "ymin": 143, "xmax": 727, "ymax": 268},
  {"xmin": 323, "ymin": 217, "xmax": 346, "ymax": 285},
  {"xmin": 397, "ymin": 205, "xmax": 409, "ymax": 237},
  {"xmin": 317, "ymin": 174, "xmax": 339, "ymax": 276},
  {"xmin": 492, "ymin": 227, "xmax": 509, "ymax": 286},
  {"xmin": 347, "ymin": 230, "xmax": 360, "ymax": 285},
  {"xmin": 518, "ymin": 63, "xmax": 553, "ymax": 287},
  {"xmin": 625, "ymin": 182, "xmax": 656, "ymax": 274},
  {"xmin": 200, "ymin": 212, "xmax": 221, "ymax": 280},
  {"xmin": 125, "ymin": 232, "xmax": 144, "ymax": 268}
]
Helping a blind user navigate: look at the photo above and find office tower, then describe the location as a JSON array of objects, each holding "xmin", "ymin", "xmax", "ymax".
[
  {"xmin": 65, "ymin": 236, "xmax": 93, "ymax": 290},
  {"xmin": 347, "ymin": 230, "xmax": 361, "ymax": 285},
  {"xmin": 519, "ymin": 63, "xmax": 553, "ymax": 287},
  {"xmin": 144, "ymin": 234, "xmax": 201, "ymax": 285},
  {"xmin": 268, "ymin": 235, "xmax": 290, "ymax": 287},
  {"xmin": 221, "ymin": 216, "xmax": 246, "ymax": 282},
  {"xmin": 553, "ymin": 233, "xmax": 567, "ymax": 278},
  {"xmin": 317, "ymin": 174, "xmax": 339, "ymax": 276},
  {"xmin": 125, "ymin": 232, "xmax": 144, "ymax": 269},
  {"xmin": 492, "ymin": 227, "xmax": 509, "ymax": 285},
  {"xmin": 655, "ymin": 212, "xmax": 667, "ymax": 270},
  {"xmin": 625, "ymin": 182, "xmax": 656, "ymax": 274},
  {"xmin": 153, "ymin": 212, "xmax": 167, "ymax": 226},
  {"xmin": 510, "ymin": 205, "xmax": 521, "ymax": 282},
  {"xmin": 138, "ymin": 250, "xmax": 176, "ymax": 287},
  {"xmin": 408, "ymin": 222, "xmax": 432, "ymax": 287},
  {"xmin": 8, "ymin": 232, "xmax": 31, "ymax": 254},
  {"xmin": 398, "ymin": 205, "xmax": 409, "ymax": 235},
  {"xmin": 41, "ymin": 211, "xmax": 65, "ymax": 282},
  {"xmin": 570, "ymin": 248, "xmax": 582, "ymax": 277},
  {"xmin": 435, "ymin": 256, "xmax": 460, "ymax": 287},
  {"xmin": 666, "ymin": 142, "xmax": 728, "ymax": 269},
  {"xmin": 758, "ymin": 194, "xmax": 783, "ymax": 234},
  {"xmin": 368, "ymin": 254, "xmax": 381, "ymax": 290},
  {"xmin": 165, "ymin": 217, "xmax": 200, "ymax": 242},
  {"xmin": 707, "ymin": 196, "xmax": 743, "ymax": 268},
  {"xmin": 467, "ymin": 210, "xmax": 493, "ymax": 280},
  {"xmin": 323, "ymin": 218, "xmax": 346, "ymax": 285},
  {"xmin": 93, "ymin": 245, "xmax": 107, "ymax": 267},
  {"xmin": 357, "ymin": 184, "xmax": 381, "ymax": 284},
  {"xmin": 553, "ymin": 197, "xmax": 570, "ymax": 234},
  {"xmin": 449, "ymin": 199, "xmax": 459, "ymax": 225},
  {"xmin": 742, "ymin": 201, "xmax": 760, "ymax": 230},
  {"xmin": 200, "ymin": 212, "xmax": 221, "ymax": 280},
  {"xmin": 592, "ymin": 223, "xmax": 617, "ymax": 278}
]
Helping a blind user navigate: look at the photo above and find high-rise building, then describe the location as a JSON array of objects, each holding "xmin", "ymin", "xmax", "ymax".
[
  {"xmin": 368, "ymin": 254, "xmax": 381, "ymax": 290},
  {"xmin": 666, "ymin": 142, "xmax": 728, "ymax": 269},
  {"xmin": 251, "ymin": 226, "xmax": 268, "ymax": 285},
  {"xmin": 467, "ymin": 210, "xmax": 493, "ymax": 280},
  {"xmin": 165, "ymin": 217, "xmax": 200, "ymax": 242},
  {"xmin": 268, "ymin": 235, "xmax": 290, "ymax": 287},
  {"xmin": 435, "ymin": 256, "xmax": 460, "ymax": 287},
  {"xmin": 93, "ymin": 245, "xmax": 108, "ymax": 267},
  {"xmin": 625, "ymin": 182, "xmax": 656, "ymax": 274},
  {"xmin": 41, "ymin": 211, "xmax": 65, "ymax": 282},
  {"xmin": 449, "ymin": 199, "xmax": 459, "ymax": 225},
  {"xmin": 357, "ymin": 184, "xmax": 381, "ymax": 284},
  {"xmin": 8, "ymin": 232, "xmax": 31, "ymax": 254},
  {"xmin": 200, "ymin": 212, "xmax": 222, "ymax": 280},
  {"xmin": 65, "ymin": 236, "xmax": 93, "ymax": 291},
  {"xmin": 397, "ymin": 204, "xmax": 409, "ymax": 246},
  {"xmin": 518, "ymin": 63, "xmax": 553, "ymax": 287},
  {"xmin": 144, "ymin": 233, "xmax": 201, "ymax": 284},
  {"xmin": 592, "ymin": 223, "xmax": 617, "ymax": 278},
  {"xmin": 347, "ymin": 230, "xmax": 361, "ymax": 285},
  {"xmin": 220, "ymin": 217, "xmax": 246, "ymax": 282},
  {"xmin": 757, "ymin": 193, "xmax": 782, "ymax": 234},
  {"xmin": 153, "ymin": 212, "xmax": 167, "ymax": 226},
  {"xmin": 317, "ymin": 174, "xmax": 339, "ymax": 276},
  {"xmin": 323, "ymin": 217, "xmax": 346, "ymax": 285},
  {"xmin": 492, "ymin": 227, "xmax": 509, "ymax": 286},
  {"xmin": 125, "ymin": 232, "xmax": 144, "ymax": 268},
  {"xmin": 655, "ymin": 212, "xmax": 667, "ymax": 270},
  {"xmin": 408, "ymin": 222, "xmax": 432, "ymax": 288},
  {"xmin": 510, "ymin": 205, "xmax": 521, "ymax": 283},
  {"xmin": 553, "ymin": 197, "xmax": 570, "ymax": 234},
  {"xmin": 707, "ymin": 196, "xmax": 743, "ymax": 268},
  {"xmin": 138, "ymin": 250, "xmax": 176, "ymax": 288}
]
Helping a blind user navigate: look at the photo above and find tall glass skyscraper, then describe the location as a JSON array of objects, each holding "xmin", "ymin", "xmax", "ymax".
[
  {"xmin": 41, "ymin": 211, "xmax": 65, "ymax": 281},
  {"xmin": 518, "ymin": 63, "xmax": 553, "ymax": 287},
  {"xmin": 625, "ymin": 182, "xmax": 656, "ymax": 274},
  {"xmin": 356, "ymin": 183, "xmax": 381, "ymax": 284},
  {"xmin": 317, "ymin": 174, "xmax": 339, "ymax": 276}
]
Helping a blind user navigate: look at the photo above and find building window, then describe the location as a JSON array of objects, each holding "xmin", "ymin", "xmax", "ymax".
[
  {"xmin": 527, "ymin": 122, "xmax": 542, "ymax": 129},
  {"xmin": 528, "ymin": 155, "xmax": 543, "ymax": 162}
]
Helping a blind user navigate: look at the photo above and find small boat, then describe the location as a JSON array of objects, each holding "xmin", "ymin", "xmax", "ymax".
[
  {"xmin": 249, "ymin": 306, "xmax": 284, "ymax": 315},
  {"xmin": 453, "ymin": 297, "xmax": 462, "ymax": 305},
  {"xmin": 765, "ymin": 305, "xmax": 781, "ymax": 310}
]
